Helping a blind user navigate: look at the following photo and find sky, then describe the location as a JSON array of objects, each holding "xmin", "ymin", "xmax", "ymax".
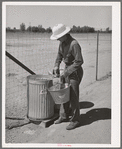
[{"xmin": 6, "ymin": 4, "xmax": 112, "ymax": 30}]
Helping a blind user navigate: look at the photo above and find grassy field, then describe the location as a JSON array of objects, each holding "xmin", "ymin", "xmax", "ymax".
[{"xmin": 5, "ymin": 32, "xmax": 111, "ymax": 118}]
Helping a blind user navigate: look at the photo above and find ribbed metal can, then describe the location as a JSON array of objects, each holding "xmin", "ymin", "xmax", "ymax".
[{"xmin": 27, "ymin": 75, "xmax": 54, "ymax": 121}]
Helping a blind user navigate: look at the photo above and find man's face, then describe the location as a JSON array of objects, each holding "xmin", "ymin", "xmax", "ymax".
[{"xmin": 57, "ymin": 35, "xmax": 67, "ymax": 43}]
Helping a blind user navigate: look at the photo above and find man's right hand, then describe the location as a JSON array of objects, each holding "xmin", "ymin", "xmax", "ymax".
[{"xmin": 53, "ymin": 66, "xmax": 60, "ymax": 77}]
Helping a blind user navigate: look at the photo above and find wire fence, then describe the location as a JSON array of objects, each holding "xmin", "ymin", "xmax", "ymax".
[{"xmin": 5, "ymin": 32, "xmax": 112, "ymax": 118}]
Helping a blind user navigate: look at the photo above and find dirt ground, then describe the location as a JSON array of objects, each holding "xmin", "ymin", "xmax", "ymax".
[{"xmin": 5, "ymin": 74, "xmax": 111, "ymax": 145}]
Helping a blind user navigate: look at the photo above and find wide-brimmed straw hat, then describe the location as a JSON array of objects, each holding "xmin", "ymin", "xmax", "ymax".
[{"xmin": 50, "ymin": 24, "xmax": 71, "ymax": 40}]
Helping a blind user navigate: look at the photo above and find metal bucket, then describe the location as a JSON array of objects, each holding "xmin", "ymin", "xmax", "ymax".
[
  {"xmin": 48, "ymin": 83, "xmax": 71, "ymax": 104},
  {"xmin": 27, "ymin": 75, "xmax": 54, "ymax": 121}
]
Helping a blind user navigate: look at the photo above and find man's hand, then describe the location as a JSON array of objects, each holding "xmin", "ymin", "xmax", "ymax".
[{"xmin": 53, "ymin": 66, "xmax": 60, "ymax": 77}]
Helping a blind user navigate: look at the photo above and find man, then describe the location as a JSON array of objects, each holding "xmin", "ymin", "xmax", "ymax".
[{"xmin": 50, "ymin": 24, "xmax": 84, "ymax": 130}]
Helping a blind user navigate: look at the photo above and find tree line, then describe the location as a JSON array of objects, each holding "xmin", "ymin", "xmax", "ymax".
[{"xmin": 6, "ymin": 23, "xmax": 112, "ymax": 33}]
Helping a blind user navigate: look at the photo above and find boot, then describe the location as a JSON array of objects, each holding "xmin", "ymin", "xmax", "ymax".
[{"xmin": 66, "ymin": 121, "xmax": 80, "ymax": 130}]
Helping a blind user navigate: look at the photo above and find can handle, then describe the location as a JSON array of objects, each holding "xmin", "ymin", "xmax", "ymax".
[{"xmin": 39, "ymin": 89, "xmax": 47, "ymax": 94}]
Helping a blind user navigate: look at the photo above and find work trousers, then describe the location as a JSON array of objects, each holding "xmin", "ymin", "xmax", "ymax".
[{"xmin": 60, "ymin": 66, "xmax": 83, "ymax": 122}]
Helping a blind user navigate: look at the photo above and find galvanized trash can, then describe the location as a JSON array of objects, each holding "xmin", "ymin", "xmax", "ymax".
[{"xmin": 27, "ymin": 75, "xmax": 54, "ymax": 121}]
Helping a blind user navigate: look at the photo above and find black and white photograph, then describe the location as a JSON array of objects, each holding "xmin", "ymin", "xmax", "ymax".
[{"xmin": 2, "ymin": 1, "xmax": 121, "ymax": 148}]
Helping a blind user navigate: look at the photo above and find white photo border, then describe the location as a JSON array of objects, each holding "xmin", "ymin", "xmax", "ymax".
[{"xmin": 2, "ymin": 1, "xmax": 121, "ymax": 148}]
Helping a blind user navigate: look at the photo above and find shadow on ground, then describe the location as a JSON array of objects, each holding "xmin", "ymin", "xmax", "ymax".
[
  {"xmin": 79, "ymin": 108, "xmax": 111, "ymax": 127},
  {"xmin": 79, "ymin": 101, "xmax": 94, "ymax": 109}
]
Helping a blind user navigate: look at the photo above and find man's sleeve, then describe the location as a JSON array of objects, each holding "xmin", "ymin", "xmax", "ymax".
[
  {"xmin": 64, "ymin": 43, "xmax": 84, "ymax": 77},
  {"xmin": 54, "ymin": 45, "xmax": 63, "ymax": 68}
]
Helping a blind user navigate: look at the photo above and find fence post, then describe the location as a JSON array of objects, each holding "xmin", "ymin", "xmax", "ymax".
[{"xmin": 96, "ymin": 30, "xmax": 99, "ymax": 81}]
